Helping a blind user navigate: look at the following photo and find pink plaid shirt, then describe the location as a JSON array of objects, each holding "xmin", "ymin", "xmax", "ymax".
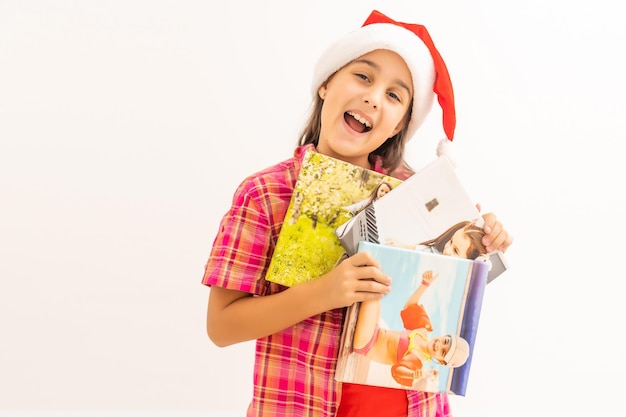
[{"xmin": 202, "ymin": 144, "xmax": 451, "ymax": 417}]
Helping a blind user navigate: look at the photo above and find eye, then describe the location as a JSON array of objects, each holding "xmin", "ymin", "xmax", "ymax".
[
  {"xmin": 449, "ymin": 240, "xmax": 460, "ymax": 256},
  {"xmin": 440, "ymin": 340, "xmax": 449, "ymax": 355},
  {"xmin": 356, "ymin": 73, "xmax": 369, "ymax": 82},
  {"xmin": 388, "ymin": 91, "xmax": 402, "ymax": 102}
]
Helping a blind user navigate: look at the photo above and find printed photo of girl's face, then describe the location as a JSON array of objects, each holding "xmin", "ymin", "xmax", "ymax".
[
  {"xmin": 442, "ymin": 228, "xmax": 471, "ymax": 258},
  {"xmin": 377, "ymin": 183, "xmax": 392, "ymax": 199}
]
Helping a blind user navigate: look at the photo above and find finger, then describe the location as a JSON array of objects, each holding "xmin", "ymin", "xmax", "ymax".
[
  {"xmin": 337, "ymin": 255, "xmax": 389, "ymax": 285},
  {"xmin": 349, "ymin": 251, "xmax": 381, "ymax": 269},
  {"xmin": 481, "ymin": 217, "xmax": 501, "ymax": 247},
  {"xmin": 499, "ymin": 234, "xmax": 514, "ymax": 253},
  {"xmin": 481, "ymin": 212, "xmax": 496, "ymax": 233},
  {"xmin": 354, "ymin": 291, "xmax": 386, "ymax": 303},
  {"xmin": 485, "ymin": 225, "xmax": 507, "ymax": 252},
  {"xmin": 355, "ymin": 278, "xmax": 391, "ymax": 295},
  {"xmin": 355, "ymin": 265, "xmax": 391, "ymax": 286}
]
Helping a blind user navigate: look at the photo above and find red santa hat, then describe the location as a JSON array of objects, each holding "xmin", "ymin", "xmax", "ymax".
[{"xmin": 312, "ymin": 10, "xmax": 456, "ymax": 158}]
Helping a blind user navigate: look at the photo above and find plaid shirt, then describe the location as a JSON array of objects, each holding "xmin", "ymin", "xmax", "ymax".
[{"xmin": 202, "ymin": 144, "xmax": 451, "ymax": 417}]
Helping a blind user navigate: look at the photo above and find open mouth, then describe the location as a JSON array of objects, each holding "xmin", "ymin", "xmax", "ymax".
[{"xmin": 345, "ymin": 111, "xmax": 372, "ymax": 133}]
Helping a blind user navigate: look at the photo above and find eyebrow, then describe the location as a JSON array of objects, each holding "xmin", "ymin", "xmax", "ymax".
[{"xmin": 352, "ymin": 59, "xmax": 413, "ymax": 97}]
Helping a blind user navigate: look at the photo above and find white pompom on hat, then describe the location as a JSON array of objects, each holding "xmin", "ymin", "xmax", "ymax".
[
  {"xmin": 311, "ymin": 10, "xmax": 457, "ymax": 157},
  {"xmin": 443, "ymin": 335, "xmax": 470, "ymax": 368}
]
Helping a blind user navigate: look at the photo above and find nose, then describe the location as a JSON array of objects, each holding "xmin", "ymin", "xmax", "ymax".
[
  {"xmin": 363, "ymin": 98, "xmax": 377, "ymax": 109},
  {"xmin": 363, "ymin": 89, "xmax": 381, "ymax": 109}
]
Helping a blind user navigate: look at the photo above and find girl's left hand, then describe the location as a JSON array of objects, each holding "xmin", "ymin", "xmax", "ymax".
[{"xmin": 480, "ymin": 212, "xmax": 513, "ymax": 253}]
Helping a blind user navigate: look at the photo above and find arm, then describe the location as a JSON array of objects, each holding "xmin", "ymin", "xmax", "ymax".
[
  {"xmin": 384, "ymin": 237, "xmax": 416, "ymax": 250},
  {"xmin": 206, "ymin": 251, "xmax": 392, "ymax": 347},
  {"xmin": 353, "ymin": 292, "xmax": 383, "ymax": 351},
  {"xmin": 403, "ymin": 270, "xmax": 439, "ymax": 308}
]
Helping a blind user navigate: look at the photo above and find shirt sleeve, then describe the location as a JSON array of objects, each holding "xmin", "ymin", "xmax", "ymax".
[
  {"xmin": 202, "ymin": 177, "xmax": 274, "ymax": 296},
  {"xmin": 400, "ymin": 304, "xmax": 433, "ymax": 331}
]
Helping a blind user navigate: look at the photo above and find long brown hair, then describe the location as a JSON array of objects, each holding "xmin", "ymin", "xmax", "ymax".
[
  {"xmin": 297, "ymin": 92, "xmax": 415, "ymax": 178},
  {"xmin": 420, "ymin": 221, "xmax": 487, "ymax": 260}
]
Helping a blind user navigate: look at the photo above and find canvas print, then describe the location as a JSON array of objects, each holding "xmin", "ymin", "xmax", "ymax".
[
  {"xmin": 265, "ymin": 149, "xmax": 403, "ymax": 287},
  {"xmin": 334, "ymin": 241, "xmax": 489, "ymax": 395},
  {"xmin": 336, "ymin": 155, "xmax": 507, "ymax": 283}
]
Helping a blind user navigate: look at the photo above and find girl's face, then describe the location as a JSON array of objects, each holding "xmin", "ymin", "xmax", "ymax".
[
  {"xmin": 443, "ymin": 228, "xmax": 472, "ymax": 258},
  {"xmin": 376, "ymin": 183, "xmax": 391, "ymax": 199},
  {"xmin": 428, "ymin": 335, "xmax": 454, "ymax": 364},
  {"xmin": 316, "ymin": 49, "xmax": 413, "ymax": 169}
]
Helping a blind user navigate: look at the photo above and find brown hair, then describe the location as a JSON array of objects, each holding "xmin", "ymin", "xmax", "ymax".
[
  {"xmin": 358, "ymin": 180, "xmax": 395, "ymax": 209},
  {"xmin": 419, "ymin": 221, "xmax": 487, "ymax": 260},
  {"xmin": 297, "ymin": 92, "xmax": 415, "ymax": 177}
]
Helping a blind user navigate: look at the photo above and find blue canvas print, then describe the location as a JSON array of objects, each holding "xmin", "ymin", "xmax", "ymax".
[{"xmin": 335, "ymin": 241, "xmax": 488, "ymax": 395}]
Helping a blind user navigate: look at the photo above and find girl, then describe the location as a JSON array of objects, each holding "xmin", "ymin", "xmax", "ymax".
[
  {"xmin": 343, "ymin": 180, "xmax": 395, "ymax": 216},
  {"xmin": 203, "ymin": 10, "xmax": 513, "ymax": 417},
  {"xmin": 386, "ymin": 220, "xmax": 487, "ymax": 260}
]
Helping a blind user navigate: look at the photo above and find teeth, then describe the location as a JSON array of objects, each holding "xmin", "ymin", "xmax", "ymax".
[{"xmin": 347, "ymin": 111, "xmax": 372, "ymax": 128}]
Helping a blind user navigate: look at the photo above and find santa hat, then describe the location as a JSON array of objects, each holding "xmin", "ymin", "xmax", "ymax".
[
  {"xmin": 443, "ymin": 335, "xmax": 470, "ymax": 368},
  {"xmin": 312, "ymin": 10, "xmax": 456, "ymax": 158}
]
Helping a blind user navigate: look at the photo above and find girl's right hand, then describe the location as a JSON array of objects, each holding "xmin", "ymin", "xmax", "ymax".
[
  {"xmin": 314, "ymin": 251, "xmax": 391, "ymax": 310},
  {"xmin": 421, "ymin": 270, "xmax": 439, "ymax": 285}
]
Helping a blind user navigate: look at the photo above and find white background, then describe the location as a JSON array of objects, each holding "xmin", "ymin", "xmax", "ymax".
[{"xmin": 1, "ymin": 1, "xmax": 625, "ymax": 416}]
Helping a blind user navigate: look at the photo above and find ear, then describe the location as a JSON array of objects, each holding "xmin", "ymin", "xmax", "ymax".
[{"xmin": 318, "ymin": 85, "xmax": 327, "ymax": 100}]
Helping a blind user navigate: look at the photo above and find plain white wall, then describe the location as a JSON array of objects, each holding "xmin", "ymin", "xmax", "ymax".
[{"xmin": 1, "ymin": 1, "xmax": 625, "ymax": 416}]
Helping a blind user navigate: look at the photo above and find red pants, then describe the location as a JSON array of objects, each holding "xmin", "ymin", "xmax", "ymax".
[{"xmin": 336, "ymin": 383, "xmax": 408, "ymax": 417}]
